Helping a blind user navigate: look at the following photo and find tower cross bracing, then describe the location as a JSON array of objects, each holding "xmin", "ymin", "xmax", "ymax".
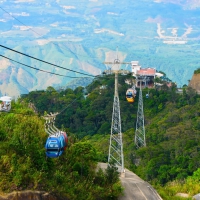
[
  {"xmin": 108, "ymin": 93, "xmax": 124, "ymax": 173},
  {"xmin": 135, "ymin": 82, "xmax": 146, "ymax": 148},
  {"xmin": 104, "ymin": 58, "xmax": 125, "ymax": 174}
]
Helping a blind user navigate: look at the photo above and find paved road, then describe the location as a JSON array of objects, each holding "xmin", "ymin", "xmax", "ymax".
[
  {"xmin": 118, "ymin": 168, "xmax": 162, "ymax": 200},
  {"xmin": 98, "ymin": 163, "xmax": 163, "ymax": 200},
  {"xmin": 194, "ymin": 193, "xmax": 200, "ymax": 200}
]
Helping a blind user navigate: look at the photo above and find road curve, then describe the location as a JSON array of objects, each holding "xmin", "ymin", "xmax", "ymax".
[{"xmin": 98, "ymin": 163, "xmax": 163, "ymax": 200}]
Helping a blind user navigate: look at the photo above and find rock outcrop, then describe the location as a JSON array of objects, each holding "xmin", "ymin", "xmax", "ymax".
[
  {"xmin": 189, "ymin": 74, "xmax": 200, "ymax": 94},
  {"xmin": 0, "ymin": 190, "xmax": 62, "ymax": 200}
]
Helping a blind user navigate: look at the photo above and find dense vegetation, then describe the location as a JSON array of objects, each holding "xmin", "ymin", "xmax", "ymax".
[
  {"xmin": 21, "ymin": 74, "xmax": 138, "ymax": 138},
  {"xmin": 4, "ymin": 73, "xmax": 200, "ymax": 199},
  {"xmin": 194, "ymin": 68, "xmax": 200, "ymax": 74},
  {"xmin": 0, "ymin": 102, "xmax": 122, "ymax": 200}
]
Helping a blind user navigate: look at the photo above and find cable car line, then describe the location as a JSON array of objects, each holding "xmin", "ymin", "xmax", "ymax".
[
  {"xmin": 0, "ymin": 44, "xmax": 95, "ymax": 78},
  {"xmin": 43, "ymin": 98, "xmax": 79, "ymax": 158},
  {"xmin": 58, "ymin": 98, "xmax": 77, "ymax": 115},
  {"xmin": 0, "ymin": 46, "xmax": 118, "ymax": 81},
  {"xmin": 0, "ymin": 54, "xmax": 85, "ymax": 78},
  {"xmin": 0, "ymin": 51, "xmax": 116, "ymax": 81}
]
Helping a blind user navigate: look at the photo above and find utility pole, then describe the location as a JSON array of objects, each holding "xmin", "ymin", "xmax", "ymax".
[{"xmin": 135, "ymin": 78, "xmax": 146, "ymax": 148}]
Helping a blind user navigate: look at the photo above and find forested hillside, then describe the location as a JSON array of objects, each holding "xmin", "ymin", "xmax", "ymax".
[
  {"xmin": 0, "ymin": 101, "xmax": 122, "ymax": 200},
  {"xmin": 20, "ymin": 73, "xmax": 200, "ymax": 199},
  {"xmin": 1, "ymin": 72, "xmax": 199, "ymax": 200},
  {"xmin": 21, "ymin": 74, "xmax": 138, "ymax": 138}
]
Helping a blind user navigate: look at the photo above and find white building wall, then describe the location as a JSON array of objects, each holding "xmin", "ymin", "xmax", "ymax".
[{"xmin": 131, "ymin": 61, "xmax": 141, "ymax": 75}]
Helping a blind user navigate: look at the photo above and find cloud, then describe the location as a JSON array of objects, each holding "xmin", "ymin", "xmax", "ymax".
[
  {"xmin": 50, "ymin": 23, "xmax": 58, "ymax": 27},
  {"xmin": 154, "ymin": 0, "xmax": 182, "ymax": 4},
  {"xmin": 10, "ymin": 12, "xmax": 29, "ymax": 16},
  {"xmin": 62, "ymin": 5, "xmax": 76, "ymax": 9},
  {"xmin": 145, "ymin": 16, "xmax": 163, "ymax": 23},
  {"xmin": 154, "ymin": 0, "xmax": 200, "ymax": 10},
  {"xmin": 63, "ymin": 10, "xmax": 79, "ymax": 17},
  {"xmin": 1, "ymin": 26, "xmax": 49, "ymax": 38},
  {"xmin": 94, "ymin": 28, "xmax": 124, "ymax": 36},
  {"xmin": 14, "ymin": 0, "xmax": 35, "ymax": 3},
  {"xmin": 36, "ymin": 37, "xmax": 83, "ymax": 46},
  {"xmin": 13, "ymin": 25, "xmax": 32, "ymax": 31},
  {"xmin": 107, "ymin": 12, "xmax": 118, "ymax": 16},
  {"xmin": 0, "ymin": 59, "xmax": 11, "ymax": 71},
  {"xmin": 36, "ymin": 39, "xmax": 50, "ymax": 46},
  {"xmin": 0, "ymin": 19, "xmax": 6, "ymax": 22}
]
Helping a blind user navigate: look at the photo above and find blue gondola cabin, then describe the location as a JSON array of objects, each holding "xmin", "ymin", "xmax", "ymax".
[{"xmin": 45, "ymin": 131, "xmax": 68, "ymax": 158}]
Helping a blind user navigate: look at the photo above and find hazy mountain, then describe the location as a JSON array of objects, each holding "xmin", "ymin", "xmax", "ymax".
[{"xmin": 0, "ymin": 0, "xmax": 200, "ymax": 97}]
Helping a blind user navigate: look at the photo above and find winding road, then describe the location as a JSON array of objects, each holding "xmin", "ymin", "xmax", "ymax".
[
  {"xmin": 118, "ymin": 168, "xmax": 162, "ymax": 200},
  {"xmin": 98, "ymin": 163, "xmax": 163, "ymax": 200}
]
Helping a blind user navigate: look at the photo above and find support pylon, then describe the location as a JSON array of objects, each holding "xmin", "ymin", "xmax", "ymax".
[
  {"xmin": 104, "ymin": 48, "xmax": 129, "ymax": 175},
  {"xmin": 108, "ymin": 72, "xmax": 124, "ymax": 174},
  {"xmin": 135, "ymin": 83, "xmax": 146, "ymax": 148}
]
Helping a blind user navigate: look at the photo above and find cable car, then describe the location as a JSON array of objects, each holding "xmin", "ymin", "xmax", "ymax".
[
  {"xmin": 45, "ymin": 131, "xmax": 68, "ymax": 158},
  {"xmin": 0, "ymin": 96, "xmax": 12, "ymax": 112},
  {"xmin": 126, "ymin": 88, "xmax": 136, "ymax": 103}
]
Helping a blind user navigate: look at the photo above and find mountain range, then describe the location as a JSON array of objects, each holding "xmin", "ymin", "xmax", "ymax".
[{"xmin": 1, "ymin": 0, "xmax": 200, "ymax": 97}]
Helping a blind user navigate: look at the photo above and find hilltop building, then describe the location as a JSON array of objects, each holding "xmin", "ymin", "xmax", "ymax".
[
  {"xmin": 131, "ymin": 61, "xmax": 158, "ymax": 88},
  {"xmin": 103, "ymin": 60, "xmax": 170, "ymax": 88}
]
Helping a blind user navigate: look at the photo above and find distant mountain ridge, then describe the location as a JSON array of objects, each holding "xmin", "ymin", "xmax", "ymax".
[{"xmin": 1, "ymin": 0, "xmax": 200, "ymax": 97}]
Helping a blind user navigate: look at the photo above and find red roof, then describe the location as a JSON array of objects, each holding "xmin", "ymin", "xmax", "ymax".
[{"xmin": 137, "ymin": 68, "xmax": 156, "ymax": 76}]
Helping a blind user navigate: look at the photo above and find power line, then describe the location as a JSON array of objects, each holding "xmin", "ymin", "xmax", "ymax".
[
  {"xmin": 0, "ymin": 46, "xmax": 130, "ymax": 82},
  {"xmin": 0, "ymin": 45, "xmax": 115, "ymax": 81},
  {"xmin": 0, "ymin": 54, "xmax": 86, "ymax": 78},
  {"xmin": 0, "ymin": 44, "xmax": 95, "ymax": 77},
  {"xmin": 0, "ymin": 47, "xmax": 116, "ymax": 83}
]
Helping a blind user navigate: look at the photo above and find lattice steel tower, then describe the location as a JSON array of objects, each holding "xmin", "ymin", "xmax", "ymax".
[
  {"xmin": 135, "ymin": 81, "xmax": 146, "ymax": 148},
  {"xmin": 108, "ymin": 70, "xmax": 124, "ymax": 174},
  {"xmin": 104, "ymin": 55, "xmax": 130, "ymax": 175}
]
